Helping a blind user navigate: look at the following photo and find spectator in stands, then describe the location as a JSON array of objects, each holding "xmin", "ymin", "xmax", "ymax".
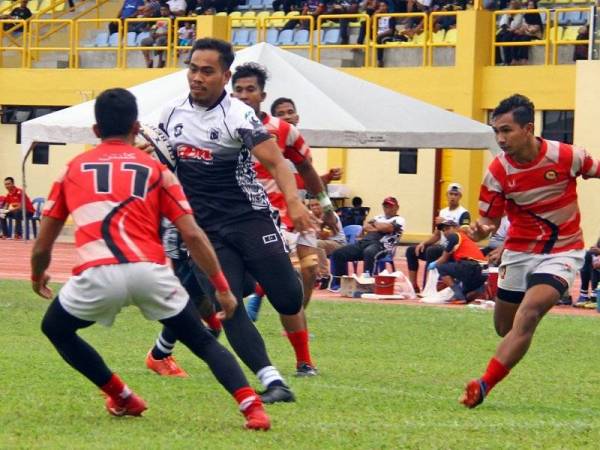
[
  {"xmin": 573, "ymin": 25, "xmax": 589, "ymax": 61},
  {"xmin": 405, "ymin": 182, "xmax": 470, "ymax": 292},
  {"xmin": 141, "ymin": 4, "xmax": 174, "ymax": 68},
  {"xmin": 329, "ymin": 0, "xmax": 359, "ymax": 45},
  {"xmin": 429, "ymin": 219, "xmax": 487, "ymax": 304},
  {"xmin": 167, "ymin": 0, "xmax": 188, "ymax": 15},
  {"xmin": 372, "ymin": 1, "xmax": 397, "ymax": 67},
  {"xmin": 282, "ymin": 0, "xmax": 326, "ymax": 31},
  {"xmin": 496, "ymin": 0, "xmax": 542, "ymax": 65},
  {"xmin": 1, "ymin": 0, "xmax": 32, "ymax": 32},
  {"xmin": 338, "ymin": 196, "xmax": 370, "ymax": 227},
  {"xmin": 272, "ymin": 0, "xmax": 301, "ymax": 14},
  {"xmin": 574, "ymin": 236, "xmax": 600, "ymax": 307},
  {"xmin": 0, "ymin": 176, "xmax": 34, "ymax": 240},
  {"xmin": 356, "ymin": 0, "xmax": 377, "ymax": 45},
  {"xmin": 111, "ymin": 0, "xmax": 146, "ymax": 34},
  {"xmin": 330, "ymin": 196, "xmax": 404, "ymax": 290},
  {"xmin": 308, "ymin": 198, "xmax": 347, "ymax": 288}
]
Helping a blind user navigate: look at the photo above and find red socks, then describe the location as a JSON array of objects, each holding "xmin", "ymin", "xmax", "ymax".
[
  {"xmin": 100, "ymin": 374, "xmax": 131, "ymax": 402},
  {"xmin": 233, "ymin": 386, "xmax": 262, "ymax": 412},
  {"xmin": 287, "ymin": 329, "xmax": 312, "ymax": 366},
  {"xmin": 204, "ymin": 312, "xmax": 222, "ymax": 332},
  {"xmin": 255, "ymin": 284, "xmax": 265, "ymax": 298},
  {"xmin": 481, "ymin": 357, "xmax": 510, "ymax": 391}
]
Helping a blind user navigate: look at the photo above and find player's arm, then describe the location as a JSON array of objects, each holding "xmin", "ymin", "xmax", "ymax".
[
  {"xmin": 252, "ymin": 140, "xmax": 315, "ymax": 233},
  {"xmin": 469, "ymin": 216, "xmax": 501, "ymax": 242},
  {"xmin": 174, "ymin": 214, "xmax": 237, "ymax": 320},
  {"xmin": 31, "ymin": 216, "xmax": 65, "ymax": 299}
]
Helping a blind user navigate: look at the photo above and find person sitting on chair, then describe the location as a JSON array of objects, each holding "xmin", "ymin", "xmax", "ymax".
[
  {"xmin": 0, "ymin": 177, "xmax": 34, "ymax": 240},
  {"xmin": 330, "ymin": 196, "xmax": 405, "ymax": 291},
  {"xmin": 428, "ymin": 219, "xmax": 487, "ymax": 304}
]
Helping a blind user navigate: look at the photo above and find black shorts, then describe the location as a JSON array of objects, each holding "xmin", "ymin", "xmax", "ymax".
[{"xmin": 206, "ymin": 214, "xmax": 288, "ymax": 261}]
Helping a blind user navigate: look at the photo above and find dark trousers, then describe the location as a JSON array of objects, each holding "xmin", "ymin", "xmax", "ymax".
[
  {"xmin": 41, "ymin": 297, "xmax": 249, "ymax": 394},
  {"xmin": 0, "ymin": 209, "xmax": 33, "ymax": 237},
  {"xmin": 580, "ymin": 250, "xmax": 600, "ymax": 293},
  {"xmin": 331, "ymin": 239, "xmax": 383, "ymax": 277},
  {"xmin": 437, "ymin": 260, "xmax": 486, "ymax": 294}
]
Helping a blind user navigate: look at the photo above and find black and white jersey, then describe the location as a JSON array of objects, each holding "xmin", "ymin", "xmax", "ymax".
[{"xmin": 159, "ymin": 92, "xmax": 273, "ymax": 230}]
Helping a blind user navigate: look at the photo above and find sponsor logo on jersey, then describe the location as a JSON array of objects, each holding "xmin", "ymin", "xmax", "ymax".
[
  {"xmin": 544, "ymin": 169, "xmax": 558, "ymax": 181},
  {"xmin": 174, "ymin": 123, "xmax": 184, "ymax": 137},
  {"xmin": 262, "ymin": 233, "xmax": 278, "ymax": 244},
  {"xmin": 208, "ymin": 128, "xmax": 220, "ymax": 141},
  {"xmin": 177, "ymin": 145, "xmax": 214, "ymax": 162}
]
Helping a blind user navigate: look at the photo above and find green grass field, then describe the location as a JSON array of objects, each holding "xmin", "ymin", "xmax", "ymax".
[{"xmin": 2, "ymin": 279, "xmax": 600, "ymax": 449}]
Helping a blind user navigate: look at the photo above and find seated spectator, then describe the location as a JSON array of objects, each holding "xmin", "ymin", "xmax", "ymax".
[
  {"xmin": 357, "ymin": 0, "xmax": 378, "ymax": 45},
  {"xmin": 0, "ymin": 176, "xmax": 34, "ymax": 240},
  {"xmin": 178, "ymin": 21, "xmax": 195, "ymax": 46},
  {"xmin": 329, "ymin": 0, "xmax": 359, "ymax": 45},
  {"xmin": 429, "ymin": 219, "xmax": 487, "ymax": 304},
  {"xmin": 272, "ymin": 0, "xmax": 302, "ymax": 14},
  {"xmin": 1, "ymin": 0, "xmax": 32, "ymax": 32},
  {"xmin": 573, "ymin": 25, "xmax": 589, "ymax": 62},
  {"xmin": 496, "ymin": 0, "xmax": 542, "ymax": 65},
  {"xmin": 405, "ymin": 182, "xmax": 470, "ymax": 292},
  {"xmin": 308, "ymin": 198, "xmax": 347, "ymax": 288},
  {"xmin": 338, "ymin": 196, "xmax": 370, "ymax": 227},
  {"xmin": 574, "ymin": 236, "xmax": 600, "ymax": 307},
  {"xmin": 330, "ymin": 196, "xmax": 405, "ymax": 290},
  {"xmin": 141, "ymin": 4, "xmax": 174, "ymax": 68},
  {"xmin": 111, "ymin": 0, "xmax": 146, "ymax": 34},
  {"xmin": 167, "ymin": 0, "xmax": 187, "ymax": 16},
  {"xmin": 282, "ymin": 0, "xmax": 326, "ymax": 31},
  {"xmin": 373, "ymin": 1, "xmax": 398, "ymax": 67}
]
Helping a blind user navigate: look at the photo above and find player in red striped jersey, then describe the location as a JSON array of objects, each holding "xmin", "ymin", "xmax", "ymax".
[
  {"xmin": 231, "ymin": 63, "xmax": 339, "ymax": 376},
  {"xmin": 460, "ymin": 94, "xmax": 597, "ymax": 409},
  {"xmin": 32, "ymin": 88, "xmax": 270, "ymax": 429}
]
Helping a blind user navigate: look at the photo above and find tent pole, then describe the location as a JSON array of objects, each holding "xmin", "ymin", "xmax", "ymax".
[{"xmin": 21, "ymin": 142, "xmax": 36, "ymax": 243}]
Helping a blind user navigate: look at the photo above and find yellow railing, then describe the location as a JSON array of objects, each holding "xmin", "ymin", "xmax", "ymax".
[
  {"xmin": 172, "ymin": 16, "xmax": 197, "ymax": 66},
  {"xmin": 552, "ymin": 7, "xmax": 591, "ymax": 64},
  {"xmin": 427, "ymin": 12, "xmax": 457, "ymax": 66},
  {"xmin": 38, "ymin": 0, "xmax": 109, "ymax": 43},
  {"xmin": 371, "ymin": 12, "xmax": 427, "ymax": 67},
  {"xmin": 316, "ymin": 13, "xmax": 370, "ymax": 66},
  {"xmin": 28, "ymin": 18, "xmax": 74, "ymax": 67},
  {"xmin": 261, "ymin": 15, "xmax": 314, "ymax": 59},
  {"xmin": 123, "ymin": 17, "xmax": 172, "ymax": 68},
  {"xmin": 74, "ymin": 18, "xmax": 121, "ymax": 68},
  {"xmin": 0, "ymin": 20, "xmax": 28, "ymax": 67}
]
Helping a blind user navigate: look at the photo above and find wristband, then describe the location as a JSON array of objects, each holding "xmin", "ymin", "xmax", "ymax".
[
  {"xmin": 316, "ymin": 191, "xmax": 334, "ymax": 212},
  {"xmin": 209, "ymin": 271, "xmax": 230, "ymax": 292},
  {"xmin": 31, "ymin": 274, "xmax": 41, "ymax": 282}
]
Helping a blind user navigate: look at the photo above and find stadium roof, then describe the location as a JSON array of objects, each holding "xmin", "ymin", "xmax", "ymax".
[{"xmin": 20, "ymin": 42, "xmax": 499, "ymax": 155}]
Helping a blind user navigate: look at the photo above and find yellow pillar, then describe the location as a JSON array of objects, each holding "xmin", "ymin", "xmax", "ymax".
[
  {"xmin": 194, "ymin": 15, "xmax": 229, "ymax": 41},
  {"xmin": 326, "ymin": 148, "xmax": 347, "ymax": 183},
  {"xmin": 440, "ymin": 9, "xmax": 493, "ymax": 216}
]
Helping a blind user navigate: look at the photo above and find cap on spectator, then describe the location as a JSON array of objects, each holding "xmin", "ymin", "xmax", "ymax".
[
  {"xmin": 436, "ymin": 219, "xmax": 459, "ymax": 230},
  {"xmin": 447, "ymin": 183, "xmax": 463, "ymax": 194},
  {"xmin": 382, "ymin": 196, "xmax": 399, "ymax": 207}
]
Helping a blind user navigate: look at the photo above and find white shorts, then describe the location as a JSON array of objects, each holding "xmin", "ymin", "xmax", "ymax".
[
  {"xmin": 498, "ymin": 249, "xmax": 585, "ymax": 294},
  {"xmin": 59, "ymin": 262, "xmax": 189, "ymax": 327},
  {"xmin": 281, "ymin": 229, "xmax": 318, "ymax": 253}
]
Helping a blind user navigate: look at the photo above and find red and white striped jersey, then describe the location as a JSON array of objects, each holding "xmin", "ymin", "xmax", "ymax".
[
  {"xmin": 253, "ymin": 113, "xmax": 311, "ymax": 229},
  {"xmin": 479, "ymin": 138, "xmax": 600, "ymax": 254},
  {"xmin": 43, "ymin": 140, "xmax": 192, "ymax": 275}
]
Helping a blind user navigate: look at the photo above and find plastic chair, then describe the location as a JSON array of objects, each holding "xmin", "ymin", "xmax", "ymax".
[
  {"xmin": 293, "ymin": 29, "xmax": 309, "ymax": 45},
  {"xmin": 248, "ymin": 28, "xmax": 257, "ymax": 44},
  {"xmin": 108, "ymin": 32, "xmax": 119, "ymax": 47},
  {"xmin": 94, "ymin": 31, "xmax": 109, "ymax": 47},
  {"xmin": 241, "ymin": 11, "xmax": 257, "ymax": 27},
  {"xmin": 343, "ymin": 225, "xmax": 362, "ymax": 244},
  {"xmin": 230, "ymin": 11, "xmax": 242, "ymax": 27},
  {"xmin": 277, "ymin": 29, "xmax": 294, "ymax": 45},
  {"xmin": 266, "ymin": 27, "xmax": 279, "ymax": 44},
  {"xmin": 443, "ymin": 28, "xmax": 457, "ymax": 44},
  {"xmin": 136, "ymin": 31, "xmax": 150, "ymax": 46},
  {"xmin": 374, "ymin": 242, "xmax": 399, "ymax": 275},
  {"xmin": 431, "ymin": 29, "xmax": 445, "ymax": 44},
  {"xmin": 263, "ymin": 0, "xmax": 274, "ymax": 9},
  {"xmin": 269, "ymin": 10, "xmax": 285, "ymax": 27},
  {"xmin": 323, "ymin": 28, "xmax": 340, "ymax": 44},
  {"xmin": 232, "ymin": 28, "xmax": 250, "ymax": 45},
  {"xmin": 237, "ymin": 0, "xmax": 250, "ymax": 10},
  {"xmin": 126, "ymin": 31, "xmax": 137, "ymax": 47},
  {"xmin": 256, "ymin": 10, "xmax": 270, "ymax": 25},
  {"xmin": 248, "ymin": 0, "xmax": 263, "ymax": 9},
  {"xmin": 26, "ymin": 197, "xmax": 45, "ymax": 239},
  {"xmin": 562, "ymin": 26, "xmax": 580, "ymax": 41}
]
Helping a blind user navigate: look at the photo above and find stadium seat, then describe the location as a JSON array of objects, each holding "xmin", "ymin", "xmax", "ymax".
[
  {"xmin": 108, "ymin": 32, "xmax": 119, "ymax": 47},
  {"xmin": 265, "ymin": 27, "xmax": 279, "ymax": 44},
  {"xmin": 248, "ymin": 0, "xmax": 264, "ymax": 9},
  {"xmin": 248, "ymin": 28, "xmax": 257, "ymax": 44},
  {"xmin": 277, "ymin": 29, "xmax": 294, "ymax": 45},
  {"xmin": 94, "ymin": 31, "xmax": 109, "ymax": 47},
  {"xmin": 293, "ymin": 29, "xmax": 309, "ymax": 45},
  {"xmin": 241, "ymin": 11, "xmax": 257, "ymax": 27},
  {"xmin": 126, "ymin": 31, "xmax": 137, "ymax": 47},
  {"xmin": 230, "ymin": 11, "xmax": 242, "ymax": 28},
  {"xmin": 413, "ymin": 31, "xmax": 426, "ymax": 45},
  {"xmin": 268, "ymin": 11, "xmax": 285, "ymax": 27},
  {"xmin": 136, "ymin": 31, "xmax": 150, "ymax": 46},
  {"xmin": 27, "ymin": 0, "xmax": 39, "ymax": 14},
  {"xmin": 323, "ymin": 28, "xmax": 340, "ymax": 44},
  {"xmin": 232, "ymin": 28, "xmax": 250, "ymax": 45},
  {"xmin": 313, "ymin": 29, "xmax": 324, "ymax": 44},
  {"xmin": 263, "ymin": 0, "xmax": 274, "ymax": 9},
  {"xmin": 256, "ymin": 10, "xmax": 270, "ymax": 26},
  {"xmin": 215, "ymin": 11, "xmax": 227, "ymax": 16},
  {"xmin": 343, "ymin": 225, "xmax": 362, "ymax": 244},
  {"xmin": 431, "ymin": 29, "xmax": 445, "ymax": 43},
  {"xmin": 558, "ymin": 11, "xmax": 581, "ymax": 26},
  {"xmin": 562, "ymin": 26, "xmax": 581, "ymax": 41},
  {"xmin": 443, "ymin": 28, "xmax": 457, "ymax": 44},
  {"xmin": 26, "ymin": 197, "xmax": 45, "ymax": 240},
  {"xmin": 238, "ymin": 0, "xmax": 250, "ymax": 10}
]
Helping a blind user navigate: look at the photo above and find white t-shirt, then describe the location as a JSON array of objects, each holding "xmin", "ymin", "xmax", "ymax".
[
  {"xmin": 438, "ymin": 205, "xmax": 470, "ymax": 245},
  {"xmin": 167, "ymin": 0, "xmax": 186, "ymax": 11}
]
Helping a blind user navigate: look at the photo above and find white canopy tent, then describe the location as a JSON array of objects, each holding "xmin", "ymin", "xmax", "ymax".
[{"xmin": 20, "ymin": 42, "xmax": 499, "ymax": 153}]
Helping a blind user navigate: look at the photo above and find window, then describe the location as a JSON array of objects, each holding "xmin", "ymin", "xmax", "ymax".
[
  {"xmin": 398, "ymin": 148, "xmax": 418, "ymax": 174},
  {"xmin": 541, "ymin": 111, "xmax": 574, "ymax": 144}
]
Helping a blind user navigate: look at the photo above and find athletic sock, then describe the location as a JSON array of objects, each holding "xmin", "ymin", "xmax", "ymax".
[
  {"xmin": 100, "ymin": 373, "xmax": 131, "ymax": 402},
  {"xmin": 204, "ymin": 312, "xmax": 222, "ymax": 332},
  {"xmin": 255, "ymin": 284, "xmax": 265, "ymax": 298},
  {"xmin": 151, "ymin": 331, "xmax": 175, "ymax": 360},
  {"xmin": 286, "ymin": 329, "xmax": 312, "ymax": 367},
  {"xmin": 256, "ymin": 365, "xmax": 285, "ymax": 389},
  {"xmin": 481, "ymin": 357, "xmax": 510, "ymax": 392},
  {"xmin": 233, "ymin": 386, "xmax": 262, "ymax": 412}
]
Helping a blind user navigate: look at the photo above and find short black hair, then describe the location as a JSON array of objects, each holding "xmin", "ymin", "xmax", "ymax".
[
  {"xmin": 94, "ymin": 88, "xmax": 138, "ymax": 139},
  {"xmin": 4, "ymin": 177, "xmax": 14, "ymax": 183},
  {"xmin": 270, "ymin": 97, "xmax": 296, "ymax": 116},
  {"xmin": 232, "ymin": 62, "xmax": 268, "ymax": 91},
  {"xmin": 492, "ymin": 94, "xmax": 535, "ymax": 127},
  {"xmin": 191, "ymin": 38, "xmax": 235, "ymax": 71},
  {"xmin": 352, "ymin": 196, "xmax": 362, "ymax": 207}
]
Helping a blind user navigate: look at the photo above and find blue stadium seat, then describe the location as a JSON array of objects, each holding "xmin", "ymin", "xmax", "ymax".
[
  {"xmin": 276, "ymin": 29, "xmax": 294, "ymax": 45},
  {"xmin": 323, "ymin": 28, "xmax": 341, "ymax": 44},
  {"xmin": 126, "ymin": 32, "xmax": 137, "ymax": 47},
  {"xmin": 232, "ymin": 28, "xmax": 250, "ymax": 45},
  {"xmin": 266, "ymin": 28, "xmax": 279, "ymax": 44},
  {"xmin": 238, "ymin": 0, "xmax": 250, "ymax": 10},
  {"xmin": 248, "ymin": 28, "xmax": 257, "ymax": 44},
  {"xmin": 94, "ymin": 31, "xmax": 108, "ymax": 47},
  {"xmin": 136, "ymin": 31, "xmax": 150, "ymax": 46},
  {"xmin": 108, "ymin": 32, "xmax": 119, "ymax": 47},
  {"xmin": 558, "ymin": 10, "xmax": 583, "ymax": 26},
  {"xmin": 293, "ymin": 29, "xmax": 309, "ymax": 45},
  {"xmin": 263, "ymin": 0, "xmax": 274, "ymax": 8},
  {"xmin": 248, "ymin": 0, "xmax": 263, "ymax": 9}
]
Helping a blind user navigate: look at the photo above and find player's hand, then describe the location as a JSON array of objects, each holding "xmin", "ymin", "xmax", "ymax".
[
  {"xmin": 32, "ymin": 273, "xmax": 53, "ymax": 299},
  {"xmin": 214, "ymin": 290, "xmax": 237, "ymax": 320},
  {"xmin": 468, "ymin": 221, "xmax": 496, "ymax": 242},
  {"xmin": 487, "ymin": 246, "xmax": 504, "ymax": 266},
  {"xmin": 134, "ymin": 138, "xmax": 154, "ymax": 154},
  {"xmin": 288, "ymin": 199, "xmax": 316, "ymax": 234},
  {"xmin": 322, "ymin": 209, "xmax": 339, "ymax": 234},
  {"xmin": 415, "ymin": 243, "xmax": 425, "ymax": 256}
]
